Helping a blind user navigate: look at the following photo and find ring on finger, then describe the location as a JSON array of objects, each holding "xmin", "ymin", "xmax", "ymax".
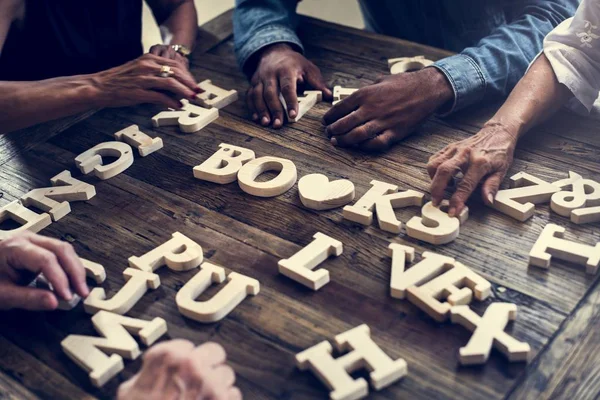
[{"xmin": 159, "ymin": 65, "xmax": 174, "ymax": 78}]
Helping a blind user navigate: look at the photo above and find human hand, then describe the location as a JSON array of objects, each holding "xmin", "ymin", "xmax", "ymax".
[
  {"xmin": 323, "ymin": 68, "xmax": 453, "ymax": 151},
  {"xmin": 247, "ymin": 43, "xmax": 332, "ymax": 129},
  {"xmin": 92, "ymin": 53, "xmax": 201, "ymax": 110},
  {"xmin": 0, "ymin": 232, "xmax": 89, "ymax": 311},
  {"xmin": 149, "ymin": 44, "xmax": 190, "ymax": 69},
  {"xmin": 117, "ymin": 340, "xmax": 241, "ymax": 400},
  {"xmin": 427, "ymin": 122, "xmax": 519, "ymax": 217}
]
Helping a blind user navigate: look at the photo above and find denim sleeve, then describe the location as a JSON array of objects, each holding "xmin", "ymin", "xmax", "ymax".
[
  {"xmin": 433, "ymin": 0, "xmax": 580, "ymax": 114},
  {"xmin": 234, "ymin": 0, "xmax": 303, "ymax": 73}
]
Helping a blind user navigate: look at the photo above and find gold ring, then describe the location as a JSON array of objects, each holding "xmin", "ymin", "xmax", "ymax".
[{"xmin": 159, "ymin": 65, "xmax": 173, "ymax": 77}]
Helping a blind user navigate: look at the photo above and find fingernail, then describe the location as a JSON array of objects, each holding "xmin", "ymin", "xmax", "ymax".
[
  {"xmin": 331, "ymin": 138, "xmax": 338, "ymax": 146},
  {"xmin": 261, "ymin": 116, "xmax": 269, "ymax": 125},
  {"xmin": 194, "ymin": 87, "xmax": 203, "ymax": 93},
  {"xmin": 252, "ymin": 113, "xmax": 258, "ymax": 121},
  {"xmin": 289, "ymin": 109, "xmax": 297, "ymax": 118},
  {"xmin": 487, "ymin": 193, "xmax": 495, "ymax": 205},
  {"xmin": 178, "ymin": 101, "xmax": 184, "ymax": 108},
  {"xmin": 64, "ymin": 289, "xmax": 73, "ymax": 301},
  {"xmin": 274, "ymin": 118, "xmax": 281, "ymax": 126},
  {"xmin": 432, "ymin": 199, "xmax": 440, "ymax": 207},
  {"xmin": 448, "ymin": 207, "xmax": 457, "ymax": 218}
]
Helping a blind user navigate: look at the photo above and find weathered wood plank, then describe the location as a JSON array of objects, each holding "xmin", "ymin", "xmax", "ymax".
[
  {"xmin": 0, "ymin": 334, "xmax": 95, "ymax": 400},
  {"xmin": 508, "ymin": 279, "xmax": 600, "ymax": 400},
  {"xmin": 2, "ymin": 9, "xmax": 600, "ymax": 400}
]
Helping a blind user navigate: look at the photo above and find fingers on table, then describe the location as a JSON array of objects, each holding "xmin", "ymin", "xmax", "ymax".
[
  {"xmin": 305, "ymin": 64, "xmax": 332, "ymax": 98},
  {"xmin": 28, "ymin": 235, "xmax": 89, "ymax": 297},
  {"xmin": 0, "ymin": 282, "xmax": 58, "ymax": 311},
  {"xmin": 263, "ymin": 79, "xmax": 284, "ymax": 128},
  {"xmin": 279, "ymin": 74, "xmax": 299, "ymax": 119},
  {"xmin": 448, "ymin": 156, "xmax": 492, "ymax": 216},
  {"xmin": 323, "ymin": 90, "xmax": 361, "ymax": 125},
  {"xmin": 429, "ymin": 148, "xmax": 470, "ymax": 207}
]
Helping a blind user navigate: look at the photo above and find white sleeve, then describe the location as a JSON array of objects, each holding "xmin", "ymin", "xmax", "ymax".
[{"xmin": 544, "ymin": 0, "xmax": 600, "ymax": 113}]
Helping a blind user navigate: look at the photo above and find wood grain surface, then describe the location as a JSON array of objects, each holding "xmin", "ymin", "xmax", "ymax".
[{"xmin": 1, "ymin": 10, "xmax": 599, "ymax": 400}]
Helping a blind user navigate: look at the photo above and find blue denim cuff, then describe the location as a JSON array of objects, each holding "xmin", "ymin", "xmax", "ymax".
[
  {"xmin": 433, "ymin": 54, "xmax": 486, "ymax": 116},
  {"xmin": 236, "ymin": 24, "xmax": 304, "ymax": 72}
]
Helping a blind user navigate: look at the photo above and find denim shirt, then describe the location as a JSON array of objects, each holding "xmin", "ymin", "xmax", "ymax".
[{"xmin": 234, "ymin": 0, "xmax": 579, "ymax": 114}]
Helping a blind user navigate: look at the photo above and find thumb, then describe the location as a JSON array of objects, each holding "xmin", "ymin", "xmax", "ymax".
[
  {"xmin": 0, "ymin": 283, "xmax": 58, "ymax": 311},
  {"xmin": 481, "ymin": 171, "xmax": 506, "ymax": 206},
  {"xmin": 305, "ymin": 67, "xmax": 332, "ymax": 100}
]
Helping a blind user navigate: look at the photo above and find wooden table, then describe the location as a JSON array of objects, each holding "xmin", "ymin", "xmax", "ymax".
[{"xmin": 2, "ymin": 10, "xmax": 600, "ymax": 400}]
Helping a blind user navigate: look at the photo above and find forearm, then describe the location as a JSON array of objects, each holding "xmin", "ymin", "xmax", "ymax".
[
  {"xmin": 159, "ymin": 1, "xmax": 197, "ymax": 49},
  {"xmin": 486, "ymin": 54, "xmax": 573, "ymax": 139},
  {"xmin": 0, "ymin": 75, "xmax": 100, "ymax": 134},
  {"xmin": 434, "ymin": 0, "xmax": 578, "ymax": 114},
  {"xmin": 234, "ymin": 0, "xmax": 302, "ymax": 73}
]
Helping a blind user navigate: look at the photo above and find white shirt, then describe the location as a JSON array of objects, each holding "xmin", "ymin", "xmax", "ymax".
[{"xmin": 544, "ymin": 0, "xmax": 600, "ymax": 116}]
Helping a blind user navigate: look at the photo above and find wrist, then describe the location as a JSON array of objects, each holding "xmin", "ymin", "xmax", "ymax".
[
  {"xmin": 87, "ymin": 72, "xmax": 111, "ymax": 108},
  {"xmin": 482, "ymin": 119, "xmax": 520, "ymax": 143},
  {"xmin": 422, "ymin": 67, "xmax": 454, "ymax": 112}
]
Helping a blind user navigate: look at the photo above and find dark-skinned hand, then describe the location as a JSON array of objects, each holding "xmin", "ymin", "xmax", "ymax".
[
  {"xmin": 247, "ymin": 43, "xmax": 332, "ymax": 129},
  {"xmin": 323, "ymin": 67, "xmax": 453, "ymax": 152},
  {"xmin": 427, "ymin": 122, "xmax": 519, "ymax": 217}
]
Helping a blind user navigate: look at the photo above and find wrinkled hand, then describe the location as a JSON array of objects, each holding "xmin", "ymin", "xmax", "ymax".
[
  {"xmin": 427, "ymin": 123, "xmax": 519, "ymax": 217},
  {"xmin": 247, "ymin": 43, "xmax": 332, "ymax": 128},
  {"xmin": 117, "ymin": 340, "xmax": 241, "ymax": 400},
  {"xmin": 149, "ymin": 44, "xmax": 190, "ymax": 69},
  {"xmin": 93, "ymin": 53, "xmax": 200, "ymax": 110},
  {"xmin": 323, "ymin": 68, "xmax": 453, "ymax": 152},
  {"xmin": 0, "ymin": 232, "xmax": 89, "ymax": 311}
]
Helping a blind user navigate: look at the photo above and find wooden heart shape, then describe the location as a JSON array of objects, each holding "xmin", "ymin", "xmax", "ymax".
[{"xmin": 298, "ymin": 174, "xmax": 355, "ymax": 210}]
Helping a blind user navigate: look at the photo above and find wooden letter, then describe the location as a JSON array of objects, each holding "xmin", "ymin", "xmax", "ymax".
[
  {"xmin": 550, "ymin": 171, "xmax": 600, "ymax": 217},
  {"xmin": 61, "ymin": 311, "xmax": 167, "ymax": 387},
  {"xmin": 491, "ymin": 172, "xmax": 559, "ymax": 221},
  {"xmin": 237, "ymin": 156, "xmax": 297, "ymax": 197},
  {"xmin": 128, "ymin": 232, "xmax": 203, "ymax": 273},
  {"xmin": 280, "ymin": 90, "xmax": 322, "ymax": 122},
  {"xmin": 406, "ymin": 261, "xmax": 491, "ymax": 322},
  {"xmin": 82, "ymin": 258, "xmax": 107, "ymax": 284},
  {"xmin": 298, "ymin": 173, "xmax": 355, "ymax": 210},
  {"xmin": 388, "ymin": 56, "xmax": 434, "ymax": 74},
  {"xmin": 405, "ymin": 200, "xmax": 468, "ymax": 245},
  {"xmin": 343, "ymin": 180, "xmax": 398, "ymax": 226},
  {"xmin": 75, "ymin": 142, "xmax": 134, "ymax": 180},
  {"xmin": 388, "ymin": 243, "xmax": 415, "ymax": 299},
  {"xmin": 176, "ymin": 262, "xmax": 260, "ymax": 323},
  {"xmin": 332, "ymin": 86, "xmax": 359, "ymax": 106},
  {"xmin": 114, "ymin": 125, "xmax": 163, "ymax": 157},
  {"xmin": 388, "ymin": 251, "xmax": 455, "ymax": 299},
  {"xmin": 83, "ymin": 268, "xmax": 160, "ymax": 315},
  {"xmin": 20, "ymin": 170, "xmax": 96, "ymax": 221},
  {"xmin": 193, "ymin": 143, "xmax": 255, "ymax": 184},
  {"xmin": 296, "ymin": 324, "xmax": 407, "ymax": 400},
  {"xmin": 375, "ymin": 190, "xmax": 424, "ymax": 234},
  {"xmin": 450, "ymin": 303, "xmax": 531, "ymax": 365},
  {"xmin": 152, "ymin": 100, "xmax": 219, "ymax": 133},
  {"xmin": 278, "ymin": 232, "xmax": 343, "ymax": 290},
  {"xmin": 529, "ymin": 223, "xmax": 600, "ymax": 274},
  {"xmin": 0, "ymin": 200, "xmax": 52, "ymax": 241},
  {"xmin": 193, "ymin": 79, "xmax": 238, "ymax": 109},
  {"xmin": 572, "ymin": 206, "xmax": 600, "ymax": 224}
]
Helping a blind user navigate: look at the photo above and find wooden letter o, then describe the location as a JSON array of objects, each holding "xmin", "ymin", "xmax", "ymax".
[{"xmin": 237, "ymin": 156, "xmax": 297, "ymax": 197}]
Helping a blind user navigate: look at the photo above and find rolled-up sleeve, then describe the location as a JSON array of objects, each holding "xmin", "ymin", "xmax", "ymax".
[
  {"xmin": 544, "ymin": 0, "xmax": 600, "ymax": 113},
  {"xmin": 234, "ymin": 0, "xmax": 303, "ymax": 73},
  {"xmin": 433, "ymin": 0, "xmax": 579, "ymax": 114}
]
